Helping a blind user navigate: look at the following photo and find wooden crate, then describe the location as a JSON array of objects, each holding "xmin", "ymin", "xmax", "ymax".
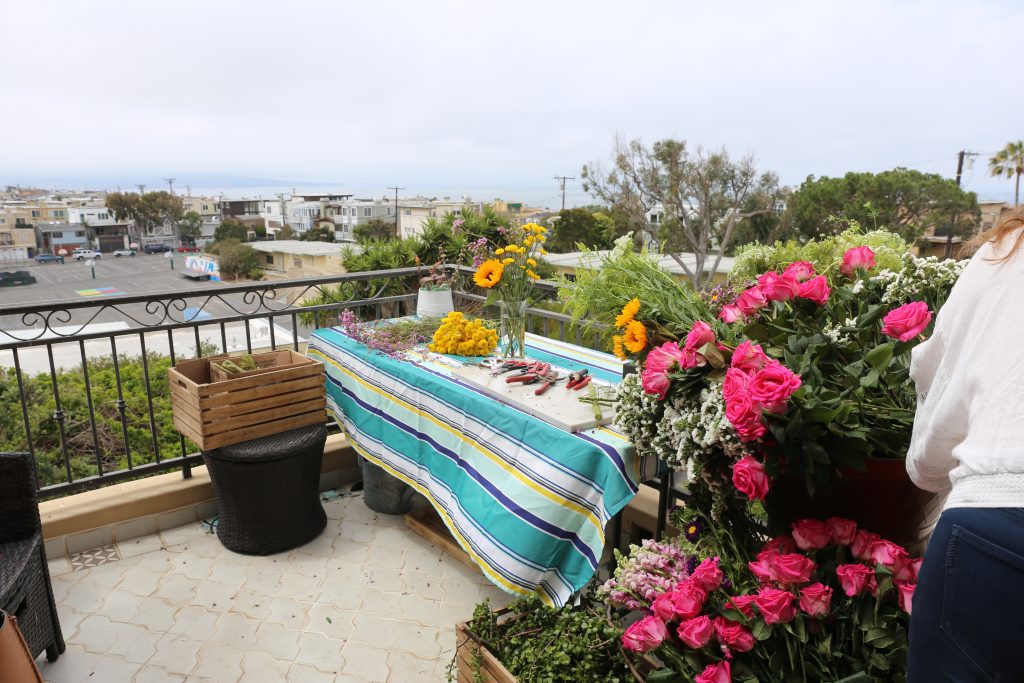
[
  {"xmin": 405, "ymin": 505, "xmax": 480, "ymax": 575},
  {"xmin": 455, "ymin": 620, "xmax": 517, "ymax": 683},
  {"xmin": 169, "ymin": 349, "xmax": 327, "ymax": 450}
]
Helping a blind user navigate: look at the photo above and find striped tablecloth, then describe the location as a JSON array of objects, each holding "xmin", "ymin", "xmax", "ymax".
[{"xmin": 307, "ymin": 327, "xmax": 653, "ymax": 607}]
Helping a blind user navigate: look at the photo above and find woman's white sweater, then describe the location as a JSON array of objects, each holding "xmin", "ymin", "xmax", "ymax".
[{"xmin": 908, "ymin": 235, "xmax": 1024, "ymax": 508}]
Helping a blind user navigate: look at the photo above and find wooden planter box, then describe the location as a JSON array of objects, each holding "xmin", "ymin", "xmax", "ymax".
[
  {"xmin": 169, "ymin": 350, "xmax": 327, "ymax": 450},
  {"xmin": 455, "ymin": 619, "xmax": 517, "ymax": 683}
]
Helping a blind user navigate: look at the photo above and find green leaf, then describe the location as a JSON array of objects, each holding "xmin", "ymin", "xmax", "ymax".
[
  {"xmin": 699, "ymin": 342, "xmax": 726, "ymax": 369},
  {"xmin": 864, "ymin": 342, "xmax": 895, "ymax": 371},
  {"xmin": 859, "ymin": 369, "xmax": 880, "ymax": 388},
  {"xmin": 752, "ymin": 619, "xmax": 773, "ymax": 641},
  {"xmin": 646, "ymin": 669, "xmax": 686, "ymax": 683}
]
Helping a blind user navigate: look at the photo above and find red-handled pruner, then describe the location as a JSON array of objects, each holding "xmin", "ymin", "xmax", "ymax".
[
  {"xmin": 506, "ymin": 373, "xmax": 539, "ymax": 384},
  {"xmin": 534, "ymin": 370, "xmax": 565, "ymax": 395},
  {"xmin": 565, "ymin": 368, "xmax": 590, "ymax": 389},
  {"xmin": 570, "ymin": 375, "xmax": 592, "ymax": 391}
]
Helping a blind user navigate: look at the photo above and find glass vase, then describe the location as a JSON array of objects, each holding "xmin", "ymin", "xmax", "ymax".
[{"xmin": 500, "ymin": 299, "xmax": 528, "ymax": 358}]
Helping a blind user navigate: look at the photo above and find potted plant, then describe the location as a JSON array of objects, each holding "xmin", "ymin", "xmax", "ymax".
[{"xmin": 416, "ymin": 261, "xmax": 456, "ymax": 318}]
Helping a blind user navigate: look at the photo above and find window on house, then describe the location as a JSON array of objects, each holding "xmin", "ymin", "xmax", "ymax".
[
  {"xmin": 293, "ymin": 257, "xmax": 302, "ymax": 267},
  {"xmin": 31, "ymin": 210, "xmax": 40, "ymax": 218},
  {"xmin": 405, "ymin": 210, "xmax": 412, "ymax": 215},
  {"xmin": 387, "ymin": 207, "xmax": 393, "ymax": 215},
  {"xmin": 265, "ymin": 255, "xmax": 273, "ymax": 265},
  {"xmin": 76, "ymin": 231, "xmax": 86, "ymax": 237},
  {"xmin": 363, "ymin": 208, "xmax": 371, "ymax": 217}
]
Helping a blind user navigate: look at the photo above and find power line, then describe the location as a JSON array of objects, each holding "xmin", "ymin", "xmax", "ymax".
[
  {"xmin": 553, "ymin": 176, "xmax": 574, "ymax": 211},
  {"xmin": 163, "ymin": 178, "xmax": 176, "ymax": 195},
  {"xmin": 386, "ymin": 186, "xmax": 405, "ymax": 237}
]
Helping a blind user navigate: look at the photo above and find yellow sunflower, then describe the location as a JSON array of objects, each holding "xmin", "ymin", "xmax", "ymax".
[
  {"xmin": 473, "ymin": 259, "xmax": 504, "ymax": 288},
  {"xmin": 622, "ymin": 320, "xmax": 648, "ymax": 353},
  {"xmin": 612, "ymin": 335, "xmax": 627, "ymax": 360},
  {"xmin": 615, "ymin": 298, "xmax": 641, "ymax": 329}
]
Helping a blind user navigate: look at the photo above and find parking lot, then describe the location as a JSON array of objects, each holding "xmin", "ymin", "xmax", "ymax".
[{"xmin": 0, "ymin": 252, "xmax": 219, "ymax": 305}]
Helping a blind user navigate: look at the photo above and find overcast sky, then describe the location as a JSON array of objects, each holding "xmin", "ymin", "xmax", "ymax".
[{"xmin": 2, "ymin": 0, "xmax": 1022, "ymax": 205}]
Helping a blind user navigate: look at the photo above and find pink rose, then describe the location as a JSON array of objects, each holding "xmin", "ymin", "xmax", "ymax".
[
  {"xmin": 783, "ymin": 261, "xmax": 815, "ymax": 282},
  {"xmin": 851, "ymin": 530, "xmax": 882, "ymax": 562},
  {"xmin": 754, "ymin": 587, "xmax": 797, "ymax": 625},
  {"xmin": 799, "ymin": 583, "xmax": 833, "ymax": 618},
  {"xmin": 826, "ymin": 517, "xmax": 858, "ymax": 546},
  {"xmin": 621, "ymin": 615, "xmax": 668, "ymax": 653},
  {"xmin": 696, "ymin": 660, "xmax": 732, "ymax": 683},
  {"xmin": 796, "ymin": 275, "xmax": 831, "ymax": 305},
  {"xmin": 722, "ymin": 367, "xmax": 750, "ymax": 401},
  {"xmin": 736, "ymin": 286, "xmax": 767, "ymax": 316},
  {"xmin": 685, "ymin": 321, "xmax": 716, "ymax": 351},
  {"xmin": 840, "ymin": 246, "xmax": 876, "ymax": 277},
  {"xmin": 725, "ymin": 392, "xmax": 766, "ymax": 442},
  {"xmin": 650, "ymin": 592, "xmax": 678, "ymax": 622},
  {"xmin": 691, "ymin": 557, "xmax": 724, "ymax": 593},
  {"xmin": 761, "ymin": 535, "xmax": 798, "ymax": 557},
  {"xmin": 791, "ymin": 519, "xmax": 832, "ymax": 550},
  {"xmin": 645, "ymin": 341, "xmax": 688, "ymax": 373},
  {"xmin": 909, "ymin": 557, "xmax": 923, "ymax": 582},
  {"xmin": 668, "ymin": 581, "xmax": 708, "ymax": 621},
  {"xmin": 896, "ymin": 581, "xmax": 915, "ymax": 615},
  {"xmin": 748, "ymin": 364, "xmax": 802, "ymax": 414},
  {"xmin": 713, "ymin": 617, "xmax": 755, "ymax": 652},
  {"xmin": 732, "ymin": 455, "xmax": 770, "ymax": 501},
  {"xmin": 868, "ymin": 540, "xmax": 913, "ymax": 581},
  {"xmin": 641, "ymin": 367, "xmax": 672, "ymax": 401},
  {"xmin": 719, "ymin": 305, "xmax": 743, "ymax": 323},
  {"xmin": 881, "ymin": 301, "xmax": 933, "ymax": 342},
  {"xmin": 836, "ymin": 563, "xmax": 877, "ymax": 597},
  {"xmin": 677, "ymin": 615, "xmax": 715, "ymax": 649},
  {"xmin": 758, "ymin": 271, "xmax": 801, "ymax": 302},
  {"xmin": 748, "ymin": 555, "xmax": 774, "ymax": 583},
  {"xmin": 769, "ymin": 553, "xmax": 817, "ymax": 585},
  {"xmin": 730, "ymin": 340, "xmax": 776, "ymax": 373},
  {"xmin": 727, "ymin": 595, "xmax": 757, "ymax": 619}
]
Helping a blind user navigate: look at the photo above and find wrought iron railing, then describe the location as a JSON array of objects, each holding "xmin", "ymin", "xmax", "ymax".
[{"xmin": 0, "ymin": 266, "xmax": 601, "ymax": 497}]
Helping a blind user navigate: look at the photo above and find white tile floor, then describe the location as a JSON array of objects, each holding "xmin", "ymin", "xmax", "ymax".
[{"xmin": 40, "ymin": 493, "xmax": 513, "ymax": 682}]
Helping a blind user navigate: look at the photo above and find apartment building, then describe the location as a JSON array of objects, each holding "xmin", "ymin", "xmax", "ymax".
[
  {"xmin": 249, "ymin": 240, "xmax": 349, "ymax": 279},
  {"xmin": 0, "ymin": 223, "xmax": 38, "ymax": 260},
  {"xmin": 397, "ymin": 197, "xmax": 481, "ymax": 239},
  {"xmin": 181, "ymin": 195, "xmax": 221, "ymax": 217}
]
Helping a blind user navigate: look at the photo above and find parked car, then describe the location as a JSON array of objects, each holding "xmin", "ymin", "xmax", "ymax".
[
  {"xmin": 34, "ymin": 253, "xmax": 64, "ymax": 264},
  {"xmin": 72, "ymin": 249, "xmax": 102, "ymax": 260},
  {"xmin": 143, "ymin": 244, "xmax": 172, "ymax": 254},
  {"xmin": 113, "ymin": 248, "xmax": 137, "ymax": 257},
  {"xmin": 176, "ymin": 245, "xmax": 200, "ymax": 253}
]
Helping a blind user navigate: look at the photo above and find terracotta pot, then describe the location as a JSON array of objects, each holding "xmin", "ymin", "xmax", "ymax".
[
  {"xmin": 0, "ymin": 611, "xmax": 43, "ymax": 683},
  {"xmin": 765, "ymin": 457, "xmax": 941, "ymax": 553}
]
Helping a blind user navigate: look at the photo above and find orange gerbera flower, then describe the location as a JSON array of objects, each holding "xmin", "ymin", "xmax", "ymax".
[
  {"xmin": 612, "ymin": 335, "xmax": 627, "ymax": 360},
  {"xmin": 473, "ymin": 259, "xmax": 504, "ymax": 288},
  {"xmin": 615, "ymin": 298, "xmax": 641, "ymax": 328},
  {"xmin": 622, "ymin": 320, "xmax": 648, "ymax": 353}
]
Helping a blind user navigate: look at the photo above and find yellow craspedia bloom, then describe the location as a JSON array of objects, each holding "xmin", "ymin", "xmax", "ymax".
[
  {"xmin": 615, "ymin": 298, "xmax": 641, "ymax": 329},
  {"xmin": 495, "ymin": 248, "xmax": 505, "ymax": 255},
  {"xmin": 527, "ymin": 270, "xmax": 540, "ymax": 280},
  {"xmin": 502, "ymin": 257, "xmax": 514, "ymax": 265},
  {"xmin": 623, "ymin": 320, "xmax": 648, "ymax": 354},
  {"xmin": 473, "ymin": 259, "xmax": 504, "ymax": 288},
  {"xmin": 524, "ymin": 236, "xmax": 535, "ymax": 246},
  {"xmin": 526, "ymin": 258, "xmax": 537, "ymax": 267},
  {"xmin": 612, "ymin": 335, "xmax": 627, "ymax": 360},
  {"xmin": 540, "ymin": 248, "xmax": 548, "ymax": 256}
]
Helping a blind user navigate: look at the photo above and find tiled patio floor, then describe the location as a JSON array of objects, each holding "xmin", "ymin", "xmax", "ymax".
[{"xmin": 40, "ymin": 492, "xmax": 512, "ymax": 682}]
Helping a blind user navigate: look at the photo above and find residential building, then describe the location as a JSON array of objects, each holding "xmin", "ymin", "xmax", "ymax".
[
  {"xmin": 66, "ymin": 206, "xmax": 118, "ymax": 226},
  {"xmin": 36, "ymin": 223, "xmax": 90, "ymax": 253},
  {"xmin": 545, "ymin": 248, "xmax": 733, "ymax": 285},
  {"xmin": 0, "ymin": 206, "xmax": 34, "ymax": 229},
  {"xmin": 0, "ymin": 223, "xmax": 38, "ymax": 260},
  {"xmin": 396, "ymin": 196, "xmax": 482, "ymax": 239},
  {"xmin": 181, "ymin": 195, "xmax": 221, "ymax": 217},
  {"xmin": 490, "ymin": 198, "xmax": 548, "ymax": 225},
  {"xmin": 916, "ymin": 199, "xmax": 1011, "ymax": 259},
  {"xmin": 249, "ymin": 240, "xmax": 351, "ymax": 279},
  {"xmin": 221, "ymin": 197, "xmax": 266, "ymax": 219}
]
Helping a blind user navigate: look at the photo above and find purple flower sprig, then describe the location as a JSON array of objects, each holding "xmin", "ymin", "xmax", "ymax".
[{"xmin": 598, "ymin": 537, "xmax": 693, "ymax": 611}]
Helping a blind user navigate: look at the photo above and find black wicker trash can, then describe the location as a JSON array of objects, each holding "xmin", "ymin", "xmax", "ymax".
[{"xmin": 202, "ymin": 424, "xmax": 327, "ymax": 555}]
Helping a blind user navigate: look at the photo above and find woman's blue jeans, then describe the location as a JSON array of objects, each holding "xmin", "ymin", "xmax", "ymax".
[{"xmin": 908, "ymin": 507, "xmax": 1024, "ymax": 682}]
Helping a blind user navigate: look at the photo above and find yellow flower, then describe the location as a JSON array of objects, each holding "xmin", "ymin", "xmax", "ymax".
[
  {"xmin": 495, "ymin": 247, "xmax": 505, "ymax": 255},
  {"xmin": 502, "ymin": 257, "xmax": 514, "ymax": 265},
  {"xmin": 623, "ymin": 320, "xmax": 648, "ymax": 353},
  {"xmin": 612, "ymin": 335, "xmax": 627, "ymax": 360},
  {"xmin": 540, "ymin": 248, "xmax": 548, "ymax": 256},
  {"xmin": 615, "ymin": 298, "xmax": 641, "ymax": 329},
  {"xmin": 526, "ymin": 258, "xmax": 537, "ymax": 267},
  {"xmin": 524, "ymin": 236, "xmax": 535, "ymax": 246},
  {"xmin": 473, "ymin": 259, "xmax": 504, "ymax": 288},
  {"xmin": 527, "ymin": 270, "xmax": 540, "ymax": 280},
  {"xmin": 537, "ymin": 235, "xmax": 546, "ymax": 243}
]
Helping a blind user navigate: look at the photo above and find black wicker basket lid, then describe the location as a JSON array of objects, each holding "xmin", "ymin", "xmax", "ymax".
[{"xmin": 204, "ymin": 424, "xmax": 327, "ymax": 463}]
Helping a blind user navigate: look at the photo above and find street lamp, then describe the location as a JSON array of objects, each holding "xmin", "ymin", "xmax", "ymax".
[
  {"xmin": 165, "ymin": 250, "xmax": 174, "ymax": 270},
  {"xmin": 85, "ymin": 259, "xmax": 96, "ymax": 280}
]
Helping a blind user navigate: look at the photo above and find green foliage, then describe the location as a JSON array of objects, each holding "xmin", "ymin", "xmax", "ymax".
[
  {"xmin": 784, "ymin": 168, "xmax": 981, "ymax": 243},
  {"xmin": 178, "ymin": 211, "xmax": 203, "ymax": 244},
  {"xmin": 546, "ymin": 208, "xmax": 616, "ymax": 253},
  {"xmin": 731, "ymin": 225, "xmax": 909, "ymax": 283},
  {"xmin": 988, "ymin": 140, "xmax": 1024, "ymax": 206},
  {"xmin": 0, "ymin": 352, "xmax": 197, "ymax": 491},
  {"xmin": 277, "ymin": 224, "xmax": 297, "ymax": 240},
  {"xmin": 211, "ymin": 239, "xmax": 259, "ymax": 281},
  {"xmin": 105, "ymin": 191, "xmax": 184, "ymax": 236},
  {"xmin": 466, "ymin": 597, "xmax": 633, "ymax": 683},
  {"xmin": 301, "ymin": 225, "xmax": 336, "ymax": 242},
  {"xmin": 353, "ymin": 218, "xmax": 396, "ymax": 243},
  {"xmin": 214, "ymin": 217, "xmax": 250, "ymax": 242}
]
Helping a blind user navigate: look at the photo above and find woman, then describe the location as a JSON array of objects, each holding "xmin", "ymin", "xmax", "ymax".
[{"xmin": 907, "ymin": 209, "xmax": 1024, "ymax": 682}]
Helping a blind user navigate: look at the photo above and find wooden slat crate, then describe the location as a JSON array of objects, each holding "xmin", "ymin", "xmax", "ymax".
[
  {"xmin": 455, "ymin": 619, "xmax": 517, "ymax": 683},
  {"xmin": 169, "ymin": 349, "xmax": 327, "ymax": 450}
]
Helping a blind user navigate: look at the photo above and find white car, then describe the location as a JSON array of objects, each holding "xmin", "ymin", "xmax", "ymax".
[
  {"xmin": 113, "ymin": 248, "xmax": 137, "ymax": 257},
  {"xmin": 72, "ymin": 248, "xmax": 102, "ymax": 260}
]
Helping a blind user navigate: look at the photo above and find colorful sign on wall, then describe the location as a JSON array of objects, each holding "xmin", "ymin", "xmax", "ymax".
[{"xmin": 184, "ymin": 255, "xmax": 221, "ymax": 282}]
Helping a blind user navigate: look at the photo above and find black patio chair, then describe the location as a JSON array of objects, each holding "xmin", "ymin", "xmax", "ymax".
[{"xmin": 0, "ymin": 452, "xmax": 65, "ymax": 662}]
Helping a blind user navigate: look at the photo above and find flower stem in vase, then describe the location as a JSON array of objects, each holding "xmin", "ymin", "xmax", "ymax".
[{"xmin": 500, "ymin": 299, "xmax": 528, "ymax": 358}]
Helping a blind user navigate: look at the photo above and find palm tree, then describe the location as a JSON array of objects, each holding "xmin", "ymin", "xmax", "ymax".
[{"xmin": 989, "ymin": 140, "xmax": 1024, "ymax": 206}]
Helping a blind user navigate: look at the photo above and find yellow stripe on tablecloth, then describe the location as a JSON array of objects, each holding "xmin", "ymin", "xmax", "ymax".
[{"xmin": 309, "ymin": 349, "xmax": 605, "ymax": 536}]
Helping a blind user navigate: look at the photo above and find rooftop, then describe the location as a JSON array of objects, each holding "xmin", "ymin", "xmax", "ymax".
[
  {"xmin": 545, "ymin": 249, "xmax": 735, "ymax": 276},
  {"xmin": 250, "ymin": 241, "xmax": 347, "ymax": 257}
]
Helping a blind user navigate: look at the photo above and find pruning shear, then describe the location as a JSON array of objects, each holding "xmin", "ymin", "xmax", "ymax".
[
  {"xmin": 534, "ymin": 369, "xmax": 567, "ymax": 395},
  {"xmin": 566, "ymin": 368, "xmax": 591, "ymax": 391}
]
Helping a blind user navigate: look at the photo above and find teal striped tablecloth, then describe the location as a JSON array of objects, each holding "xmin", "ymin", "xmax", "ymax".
[{"xmin": 307, "ymin": 327, "xmax": 652, "ymax": 606}]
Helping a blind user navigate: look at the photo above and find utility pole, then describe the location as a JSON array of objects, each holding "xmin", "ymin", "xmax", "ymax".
[
  {"xmin": 136, "ymin": 184, "xmax": 146, "ymax": 195},
  {"xmin": 276, "ymin": 193, "xmax": 287, "ymax": 234},
  {"xmin": 164, "ymin": 178, "xmax": 176, "ymax": 195},
  {"xmin": 186, "ymin": 185, "xmax": 191, "ymax": 197},
  {"xmin": 553, "ymin": 175, "xmax": 574, "ymax": 211},
  {"xmin": 386, "ymin": 186, "xmax": 405, "ymax": 237},
  {"xmin": 945, "ymin": 150, "xmax": 978, "ymax": 259}
]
